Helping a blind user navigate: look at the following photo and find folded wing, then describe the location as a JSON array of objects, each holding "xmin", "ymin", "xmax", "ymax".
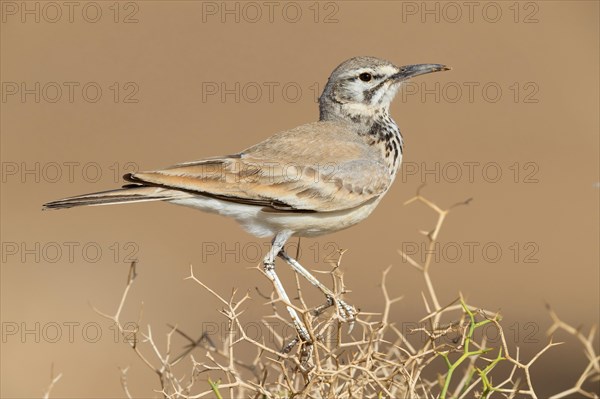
[{"xmin": 125, "ymin": 122, "xmax": 391, "ymax": 212}]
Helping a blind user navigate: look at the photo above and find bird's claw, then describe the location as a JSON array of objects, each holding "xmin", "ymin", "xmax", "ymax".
[
  {"xmin": 337, "ymin": 298, "xmax": 357, "ymax": 333},
  {"xmin": 313, "ymin": 295, "xmax": 357, "ymax": 332}
]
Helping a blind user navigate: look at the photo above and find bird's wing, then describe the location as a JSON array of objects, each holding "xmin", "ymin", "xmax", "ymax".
[{"xmin": 125, "ymin": 122, "xmax": 392, "ymax": 212}]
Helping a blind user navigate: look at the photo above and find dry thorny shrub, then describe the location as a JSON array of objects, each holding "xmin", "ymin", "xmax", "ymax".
[{"xmin": 46, "ymin": 189, "xmax": 599, "ymax": 398}]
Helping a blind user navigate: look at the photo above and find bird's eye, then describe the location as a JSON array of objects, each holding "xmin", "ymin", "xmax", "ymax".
[{"xmin": 359, "ymin": 72, "xmax": 372, "ymax": 82}]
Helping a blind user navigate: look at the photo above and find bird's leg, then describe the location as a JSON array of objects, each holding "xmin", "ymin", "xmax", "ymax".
[
  {"xmin": 278, "ymin": 250, "xmax": 356, "ymax": 330},
  {"xmin": 263, "ymin": 232, "xmax": 312, "ymax": 350}
]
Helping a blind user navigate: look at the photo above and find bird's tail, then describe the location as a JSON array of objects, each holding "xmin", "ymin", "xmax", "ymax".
[{"xmin": 42, "ymin": 185, "xmax": 171, "ymax": 210}]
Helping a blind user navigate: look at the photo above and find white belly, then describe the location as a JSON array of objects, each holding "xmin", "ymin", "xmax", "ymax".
[{"xmin": 169, "ymin": 195, "xmax": 382, "ymax": 238}]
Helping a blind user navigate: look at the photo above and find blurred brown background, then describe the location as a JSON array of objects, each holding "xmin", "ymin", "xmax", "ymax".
[{"xmin": 1, "ymin": 1, "xmax": 598, "ymax": 397}]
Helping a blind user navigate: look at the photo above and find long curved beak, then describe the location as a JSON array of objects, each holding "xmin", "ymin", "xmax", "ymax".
[{"xmin": 391, "ymin": 64, "xmax": 450, "ymax": 81}]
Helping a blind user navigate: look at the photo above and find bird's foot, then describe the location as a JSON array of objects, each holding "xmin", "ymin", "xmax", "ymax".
[
  {"xmin": 313, "ymin": 295, "xmax": 357, "ymax": 332},
  {"xmin": 281, "ymin": 337, "xmax": 314, "ymax": 375},
  {"xmin": 281, "ymin": 322, "xmax": 312, "ymax": 353}
]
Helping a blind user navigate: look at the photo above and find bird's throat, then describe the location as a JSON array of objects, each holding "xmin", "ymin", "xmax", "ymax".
[{"xmin": 362, "ymin": 114, "xmax": 403, "ymax": 176}]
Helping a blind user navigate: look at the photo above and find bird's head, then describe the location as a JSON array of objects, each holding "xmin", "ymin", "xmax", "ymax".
[{"xmin": 319, "ymin": 56, "xmax": 449, "ymax": 124}]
